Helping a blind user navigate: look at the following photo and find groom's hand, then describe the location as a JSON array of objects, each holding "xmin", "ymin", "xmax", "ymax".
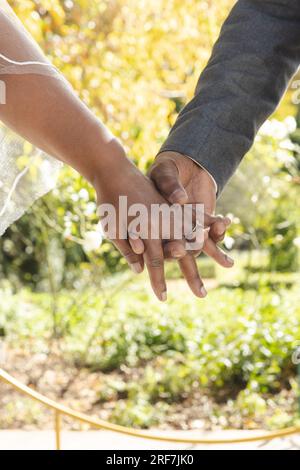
[{"xmin": 149, "ymin": 151, "xmax": 234, "ymax": 267}]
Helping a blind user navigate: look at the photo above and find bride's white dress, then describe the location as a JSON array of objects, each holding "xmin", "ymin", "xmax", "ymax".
[{"xmin": 0, "ymin": 0, "xmax": 62, "ymax": 235}]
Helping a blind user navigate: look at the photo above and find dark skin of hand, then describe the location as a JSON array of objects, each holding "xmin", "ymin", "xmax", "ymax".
[{"xmin": 148, "ymin": 151, "xmax": 234, "ymax": 296}]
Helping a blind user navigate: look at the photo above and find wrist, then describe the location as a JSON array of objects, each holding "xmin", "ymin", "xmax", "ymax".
[
  {"xmin": 69, "ymin": 122, "xmax": 126, "ymax": 187},
  {"xmin": 88, "ymin": 133, "xmax": 132, "ymax": 197},
  {"xmin": 189, "ymin": 159, "xmax": 218, "ymax": 195}
]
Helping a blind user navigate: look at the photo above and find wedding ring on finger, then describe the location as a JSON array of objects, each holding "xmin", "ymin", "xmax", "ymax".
[{"xmin": 192, "ymin": 220, "xmax": 204, "ymax": 233}]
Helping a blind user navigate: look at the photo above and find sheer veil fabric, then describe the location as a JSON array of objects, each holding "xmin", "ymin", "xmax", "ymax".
[{"xmin": 0, "ymin": 0, "xmax": 63, "ymax": 235}]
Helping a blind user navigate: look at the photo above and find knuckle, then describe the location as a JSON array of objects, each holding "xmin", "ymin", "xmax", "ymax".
[
  {"xmin": 149, "ymin": 164, "xmax": 163, "ymax": 182},
  {"xmin": 149, "ymin": 257, "xmax": 163, "ymax": 268},
  {"xmin": 124, "ymin": 251, "xmax": 138, "ymax": 263}
]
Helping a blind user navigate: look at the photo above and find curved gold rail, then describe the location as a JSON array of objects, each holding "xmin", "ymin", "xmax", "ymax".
[{"xmin": 1, "ymin": 368, "xmax": 299, "ymax": 449}]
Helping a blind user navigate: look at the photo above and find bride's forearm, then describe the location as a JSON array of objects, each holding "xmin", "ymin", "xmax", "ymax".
[
  {"xmin": 0, "ymin": 72, "xmax": 121, "ymax": 184},
  {"xmin": 0, "ymin": 9, "xmax": 121, "ymax": 184}
]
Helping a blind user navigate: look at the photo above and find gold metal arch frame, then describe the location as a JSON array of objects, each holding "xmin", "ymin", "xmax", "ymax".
[{"xmin": 0, "ymin": 368, "xmax": 299, "ymax": 450}]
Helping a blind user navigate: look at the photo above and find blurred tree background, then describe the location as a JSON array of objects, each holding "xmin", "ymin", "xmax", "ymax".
[{"xmin": 0, "ymin": 0, "xmax": 299, "ymax": 432}]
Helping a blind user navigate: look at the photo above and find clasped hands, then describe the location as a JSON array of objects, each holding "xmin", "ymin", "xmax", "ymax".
[{"xmin": 94, "ymin": 143, "xmax": 233, "ymax": 301}]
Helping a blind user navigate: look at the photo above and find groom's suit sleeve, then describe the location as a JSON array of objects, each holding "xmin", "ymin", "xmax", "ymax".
[{"xmin": 159, "ymin": 0, "xmax": 300, "ymax": 195}]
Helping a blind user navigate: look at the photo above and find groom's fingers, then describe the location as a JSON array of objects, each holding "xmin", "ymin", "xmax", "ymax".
[
  {"xmin": 113, "ymin": 239, "xmax": 144, "ymax": 274},
  {"xmin": 149, "ymin": 159, "xmax": 188, "ymax": 204},
  {"xmin": 209, "ymin": 216, "xmax": 231, "ymax": 243},
  {"xmin": 203, "ymin": 237, "xmax": 234, "ymax": 268},
  {"xmin": 179, "ymin": 254, "xmax": 207, "ymax": 298}
]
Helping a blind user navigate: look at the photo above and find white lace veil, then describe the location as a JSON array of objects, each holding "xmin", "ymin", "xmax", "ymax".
[{"xmin": 0, "ymin": 0, "xmax": 63, "ymax": 235}]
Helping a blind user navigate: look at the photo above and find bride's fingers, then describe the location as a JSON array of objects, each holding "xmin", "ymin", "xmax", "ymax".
[
  {"xmin": 178, "ymin": 254, "xmax": 207, "ymax": 298},
  {"xmin": 113, "ymin": 239, "xmax": 144, "ymax": 273},
  {"xmin": 128, "ymin": 233, "xmax": 145, "ymax": 255},
  {"xmin": 203, "ymin": 237, "xmax": 234, "ymax": 268}
]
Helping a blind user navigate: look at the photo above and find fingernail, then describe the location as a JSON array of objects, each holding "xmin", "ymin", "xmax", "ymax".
[
  {"xmin": 226, "ymin": 255, "xmax": 234, "ymax": 266},
  {"xmin": 130, "ymin": 262, "xmax": 143, "ymax": 274},
  {"xmin": 128, "ymin": 231, "xmax": 139, "ymax": 240},
  {"xmin": 200, "ymin": 286, "xmax": 207, "ymax": 298},
  {"xmin": 171, "ymin": 250, "xmax": 184, "ymax": 259},
  {"xmin": 160, "ymin": 291, "xmax": 167, "ymax": 302}
]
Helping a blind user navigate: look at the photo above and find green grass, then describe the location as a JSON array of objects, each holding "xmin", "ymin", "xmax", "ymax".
[{"xmin": 1, "ymin": 254, "xmax": 300, "ymax": 429}]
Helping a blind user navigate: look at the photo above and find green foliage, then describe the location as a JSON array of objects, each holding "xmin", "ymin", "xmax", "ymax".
[
  {"xmin": 110, "ymin": 398, "xmax": 168, "ymax": 429},
  {"xmin": 220, "ymin": 116, "xmax": 300, "ymax": 271},
  {"xmin": 1, "ymin": 276, "xmax": 299, "ymax": 428},
  {"xmin": 267, "ymin": 212, "xmax": 299, "ymax": 272}
]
